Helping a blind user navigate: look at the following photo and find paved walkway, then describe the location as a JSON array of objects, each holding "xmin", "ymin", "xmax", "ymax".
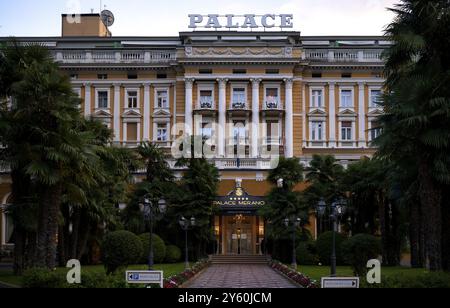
[{"xmin": 185, "ymin": 265, "xmax": 298, "ymax": 288}]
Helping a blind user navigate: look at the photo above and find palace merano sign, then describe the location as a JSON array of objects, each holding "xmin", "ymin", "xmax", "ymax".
[{"xmin": 188, "ymin": 14, "xmax": 294, "ymax": 30}]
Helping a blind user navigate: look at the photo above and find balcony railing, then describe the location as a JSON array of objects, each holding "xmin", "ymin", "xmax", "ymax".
[
  {"xmin": 199, "ymin": 98, "xmax": 215, "ymax": 109},
  {"xmin": 232, "ymin": 101, "xmax": 247, "ymax": 110},
  {"xmin": 54, "ymin": 50, "xmax": 177, "ymax": 64},
  {"xmin": 304, "ymin": 49, "xmax": 384, "ymax": 63},
  {"xmin": 264, "ymin": 100, "xmax": 283, "ymax": 110}
]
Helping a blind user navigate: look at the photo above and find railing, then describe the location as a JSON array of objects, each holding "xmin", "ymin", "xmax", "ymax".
[
  {"xmin": 304, "ymin": 49, "xmax": 384, "ymax": 63},
  {"xmin": 264, "ymin": 100, "xmax": 283, "ymax": 110},
  {"xmin": 54, "ymin": 50, "xmax": 177, "ymax": 64},
  {"xmin": 231, "ymin": 102, "xmax": 248, "ymax": 110}
]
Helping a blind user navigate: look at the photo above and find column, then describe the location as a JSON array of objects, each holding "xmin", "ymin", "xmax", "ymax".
[
  {"xmin": 184, "ymin": 79, "xmax": 194, "ymax": 136},
  {"xmin": 329, "ymin": 82, "xmax": 336, "ymax": 147},
  {"xmin": 143, "ymin": 83, "xmax": 151, "ymax": 141},
  {"xmin": 84, "ymin": 83, "xmax": 91, "ymax": 118},
  {"xmin": 218, "ymin": 78, "xmax": 227, "ymax": 157},
  {"xmin": 358, "ymin": 82, "xmax": 366, "ymax": 148},
  {"xmin": 113, "ymin": 83, "xmax": 121, "ymax": 142},
  {"xmin": 251, "ymin": 79, "xmax": 261, "ymax": 158},
  {"xmin": 284, "ymin": 78, "xmax": 294, "ymax": 158}
]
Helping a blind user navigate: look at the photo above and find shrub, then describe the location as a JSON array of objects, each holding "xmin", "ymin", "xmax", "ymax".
[
  {"xmin": 165, "ymin": 245, "xmax": 182, "ymax": 263},
  {"xmin": 102, "ymin": 230, "xmax": 143, "ymax": 275},
  {"xmin": 362, "ymin": 272, "xmax": 450, "ymax": 288},
  {"xmin": 316, "ymin": 231, "xmax": 347, "ymax": 265},
  {"xmin": 342, "ymin": 234, "xmax": 381, "ymax": 276},
  {"xmin": 139, "ymin": 233, "xmax": 166, "ymax": 264},
  {"xmin": 296, "ymin": 241, "xmax": 319, "ymax": 265},
  {"xmin": 23, "ymin": 268, "xmax": 66, "ymax": 288}
]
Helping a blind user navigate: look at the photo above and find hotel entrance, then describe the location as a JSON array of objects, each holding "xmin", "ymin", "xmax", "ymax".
[{"xmin": 214, "ymin": 214, "xmax": 265, "ymax": 255}]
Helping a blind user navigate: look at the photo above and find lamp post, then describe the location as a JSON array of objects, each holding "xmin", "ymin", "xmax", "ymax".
[
  {"xmin": 316, "ymin": 197, "xmax": 347, "ymax": 277},
  {"xmin": 179, "ymin": 216, "xmax": 196, "ymax": 270},
  {"xmin": 284, "ymin": 217, "xmax": 302, "ymax": 269},
  {"xmin": 139, "ymin": 195, "xmax": 167, "ymax": 270}
]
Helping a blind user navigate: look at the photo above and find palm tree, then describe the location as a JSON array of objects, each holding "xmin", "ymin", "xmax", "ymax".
[{"xmin": 377, "ymin": 0, "xmax": 450, "ymax": 271}]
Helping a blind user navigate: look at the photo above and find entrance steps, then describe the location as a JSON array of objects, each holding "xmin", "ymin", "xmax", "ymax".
[{"xmin": 211, "ymin": 255, "xmax": 270, "ymax": 265}]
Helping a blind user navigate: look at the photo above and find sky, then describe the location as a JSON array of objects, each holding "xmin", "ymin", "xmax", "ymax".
[{"xmin": 0, "ymin": 0, "xmax": 400, "ymax": 37}]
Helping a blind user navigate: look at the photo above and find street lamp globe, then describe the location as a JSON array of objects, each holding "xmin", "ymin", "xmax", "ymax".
[
  {"xmin": 190, "ymin": 217, "xmax": 196, "ymax": 227},
  {"xmin": 158, "ymin": 198, "xmax": 167, "ymax": 213},
  {"xmin": 277, "ymin": 178, "xmax": 284, "ymax": 188},
  {"xmin": 295, "ymin": 217, "xmax": 301, "ymax": 227},
  {"xmin": 317, "ymin": 199, "xmax": 327, "ymax": 217},
  {"xmin": 284, "ymin": 218, "xmax": 290, "ymax": 227},
  {"xmin": 179, "ymin": 216, "xmax": 186, "ymax": 228}
]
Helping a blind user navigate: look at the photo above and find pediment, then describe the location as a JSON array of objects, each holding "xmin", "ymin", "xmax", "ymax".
[
  {"xmin": 92, "ymin": 110, "xmax": 112, "ymax": 118},
  {"xmin": 338, "ymin": 109, "xmax": 357, "ymax": 116},
  {"xmin": 308, "ymin": 108, "xmax": 327, "ymax": 116},
  {"xmin": 122, "ymin": 110, "xmax": 142, "ymax": 118},
  {"xmin": 153, "ymin": 108, "xmax": 172, "ymax": 117},
  {"xmin": 367, "ymin": 108, "xmax": 384, "ymax": 116}
]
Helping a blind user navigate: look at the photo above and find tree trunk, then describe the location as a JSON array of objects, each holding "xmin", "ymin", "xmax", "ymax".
[
  {"xmin": 70, "ymin": 207, "xmax": 81, "ymax": 260},
  {"xmin": 13, "ymin": 228, "xmax": 25, "ymax": 275},
  {"xmin": 409, "ymin": 198, "xmax": 423, "ymax": 268},
  {"xmin": 36, "ymin": 187, "xmax": 49, "ymax": 268},
  {"xmin": 76, "ymin": 208, "xmax": 90, "ymax": 260},
  {"xmin": 442, "ymin": 187, "xmax": 450, "ymax": 272},
  {"xmin": 419, "ymin": 161, "xmax": 442, "ymax": 271},
  {"xmin": 45, "ymin": 183, "xmax": 62, "ymax": 269}
]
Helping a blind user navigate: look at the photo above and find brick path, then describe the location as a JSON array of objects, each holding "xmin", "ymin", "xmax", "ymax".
[{"xmin": 185, "ymin": 265, "xmax": 298, "ymax": 288}]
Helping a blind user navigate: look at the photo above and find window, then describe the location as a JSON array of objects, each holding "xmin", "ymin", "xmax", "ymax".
[
  {"xmin": 341, "ymin": 73, "xmax": 352, "ymax": 78},
  {"xmin": 200, "ymin": 90, "xmax": 213, "ymax": 108},
  {"xmin": 266, "ymin": 121, "xmax": 280, "ymax": 144},
  {"xmin": 199, "ymin": 69, "xmax": 213, "ymax": 74},
  {"xmin": 266, "ymin": 69, "xmax": 279, "ymax": 74},
  {"xmin": 70, "ymin": 74, "xmax": 78, "ymax": 80},
  {"xmin": 157, "ymin": 73, "xmax": 167, "ymax": 79},
  {"xmin": 340, "ymin": 90, "xmax": 353, "ymax": 108},
  {"xmin": 341, "ymin": 121, "xmax": 353, "ymax": 141},
  {"xmin": 4, "ymin": 212, "xmax": 14, "ymax": 244},
  {"xmin": 370, "ymin": 121, "xmax": 382, "ymax": 140},
  {"xmin": 157, "ymin": 123, "xmax": 168, "ymax": 142},
  {"xmin": 311, "ymin": 121, "xmax": 324, "ymax": 141},
  {"xmin": 311, "ymin": 89, "xmax": 323, "ymax": 108},
  {"xmin": 312, "ymin": 73, "xmax": 322, "ymax": 78},
  {"xmin": 233, "ymin": 121, "xmax": 247, "ymax": 145},
  {"xmin": 97, "ymin": 74, "xmax": 108, "ymax": 80},
  {"xmin": 127, "ymin": 123, "xmax": 138, "ymax": 142},
  {"xmin": 127, "ymin": 91, "xmax": 138, "ymax": 109},
  {"xmin": 233, "ymin": 69, "xmax": 247, "ymax": 74},
  {"xmin": 127, "ymin": 73, "xmax": 138, "ymax": 80},
  {"xmin": 201, "ymin": 122, "xmax": 213, "ymax": 140},
  {"xmin": 97, "ymin": 91, "xmax": 108, "ymax": 108},
  {"xmin": 232, "ymin": 88, "xmax": 246, "ymax": 109},
  {"xmin": 370, "ymin": 89, "xmax": 382, "ymax": 107},
  {"xmin": 265, "ymin": 88, "xmax": 279, "ymax": 109},
  {"xmin": 157, "ymin": 90, "xmax": 168, "ymax": 109}
]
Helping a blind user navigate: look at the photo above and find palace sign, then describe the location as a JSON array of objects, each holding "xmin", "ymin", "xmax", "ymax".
[
  {"xmin": 213, "ymin": 187, "xmax": 267, "ymax": 215},
  {"xmin": 188, "ymin": 14, "xmax": 294, "ymax": 30}
]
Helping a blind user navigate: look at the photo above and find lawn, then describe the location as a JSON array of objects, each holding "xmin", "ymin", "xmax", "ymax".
[
  {"xmin": 0, "ymin": 263, "xmax": 186, "ymax": 287},
  {"xmin": 296, "ymin": 265, "xmax": 435, "ymax": 282}
]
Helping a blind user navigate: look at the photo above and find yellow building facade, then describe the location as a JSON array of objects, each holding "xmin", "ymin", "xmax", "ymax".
[{"xmin": 0, "ymin": 14, "xmax": 387, "ymax": 255}]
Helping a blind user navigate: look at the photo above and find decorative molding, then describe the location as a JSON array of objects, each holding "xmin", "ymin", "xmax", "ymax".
[{"xmin": 185, "ymin": 47, "xmax": 292, "ymax": 58}]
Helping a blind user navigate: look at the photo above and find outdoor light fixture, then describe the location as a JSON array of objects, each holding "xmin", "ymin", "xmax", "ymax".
[
  {"xmin": 139, "ymin": 195, "xmax": 167, "ymax": 270},
  {"xmin": 179, "ymin": 216, "xmax": 196, "ymax": 270},
  {"xmin": 315, "ymin": 197, "xmax": 347, "ymax": 277},
  {"xmin": 284, "ymin": 217, "xmax": 302, "ymax": 269},
  {"xmin": 277, "ymin": 178, "xmax": 284, "ymax": 188}
]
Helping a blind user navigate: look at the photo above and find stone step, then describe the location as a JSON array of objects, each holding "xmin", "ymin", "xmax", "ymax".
[{"xmin": 211, "ymin": 255, "xmax": 270, "ymax": 264}]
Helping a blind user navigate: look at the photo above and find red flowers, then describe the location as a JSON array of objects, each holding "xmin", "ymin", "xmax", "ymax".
[
  {"xmin": 163, "ymin": 259, "xmax": 210, "ymax": 288},
  {"xmin": 269, "ymin": 261, "xmax": 319, "ymax": 288}
]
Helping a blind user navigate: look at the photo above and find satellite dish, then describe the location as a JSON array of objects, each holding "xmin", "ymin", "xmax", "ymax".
[{"xmin": 101, "ymin": 10, "xmax": 115, "ymax": 28}]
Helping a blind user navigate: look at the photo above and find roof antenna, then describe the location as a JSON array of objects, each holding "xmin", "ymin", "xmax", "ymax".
[{"xmin": 91, "ymin": 8, "xmax": 94, "ymax": 14}]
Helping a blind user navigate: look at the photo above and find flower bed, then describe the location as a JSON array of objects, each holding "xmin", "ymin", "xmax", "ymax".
[
  {"xmin": 269, "ymin": 260, "xmax": 319, "ymax": 288},
  {"xmin": 163, "ymin": 259, "xmax": 210, "ymax": 288}
]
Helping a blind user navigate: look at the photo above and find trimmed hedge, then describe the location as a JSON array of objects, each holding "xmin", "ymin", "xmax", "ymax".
[
  {"xmin": 342, "ymin": 234, "xmax": 381, "ymax": 276},
  {"xmin": 316, "ymin": 231, "xmax": 347, "ymax": 265},
  {"xmin": 362, "ymin": 272, "xmax": 450, "ymax": 288},
  {"xmin": 165, "ymin": 245, "xmax": 182, "ymax": 263},
  {"xmin": 139, "ymin": 233, "xmax": 166, "ymax": 264},
  {"xmin": 102, "ymin": 231, "xmax": 143, "ymax": 274}
]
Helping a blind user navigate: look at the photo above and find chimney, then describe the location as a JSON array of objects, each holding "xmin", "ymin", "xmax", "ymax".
[{"xmin": 61, "ymin": 13, "xmax": 111, "ymax": 37}]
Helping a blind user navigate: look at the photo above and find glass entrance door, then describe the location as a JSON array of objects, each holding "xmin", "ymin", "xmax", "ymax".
[{"xmin": 226, "ymin": 215, "xmax": 254, "ymax": 255}]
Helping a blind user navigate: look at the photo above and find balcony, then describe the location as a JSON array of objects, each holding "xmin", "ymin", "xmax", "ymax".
[
  {"xmin": 303, "ymin": 49, "xmax": 384, "ymax": 63},
  {"xmin": 53, "ymin": 50, "xmax": 177, "ymax": 65},
  {"xmin": 262, "ymin": 99, "xmax": 284, "ymax": 116},
  {"xmin": 228, "ymin": 101, "xmax": 250, "ymax": 116},
  {"xmin": 194, "ymin": 98, "xmax": 217, "ymax": 115}
]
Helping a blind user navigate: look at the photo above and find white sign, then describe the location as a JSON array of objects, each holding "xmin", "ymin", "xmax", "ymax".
[
  {"xmin": 321, "ymin": 277, "xmax": 360, "ymax": 289},
  {"xmin": 126, "ymin": 271, "xmax": 164, "ymax": 288},
  {"xmin": 188, "ymin": 14, "xmax": 294, "ymax": 30}
]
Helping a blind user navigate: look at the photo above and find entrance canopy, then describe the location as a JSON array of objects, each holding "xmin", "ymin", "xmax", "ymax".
[{"xmin": 213, "ymin": 186, "xmax": 267, "ymax": 216}]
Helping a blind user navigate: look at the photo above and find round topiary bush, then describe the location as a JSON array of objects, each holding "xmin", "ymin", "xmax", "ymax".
[
  {"xmin": 316, "ymin": 231, "xmax": 347, "ymax": 265},
  {"xmin": 342, "ymin": 234, "xmax": 381, "ymax": 276},
  {"xmin": 296, "ymin": 241, "xmax": 319, "ymax": 265},
  {"xmin": 139, "ymin": 233, "xmax": 166, "ymax": 264},
  {"xmin": 165, "ymin": 245, "xmax": 182, "ymax": 263},
  {"xmin": 102, "ymin": 230, "xmax": 143, "ymax": 275}
]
